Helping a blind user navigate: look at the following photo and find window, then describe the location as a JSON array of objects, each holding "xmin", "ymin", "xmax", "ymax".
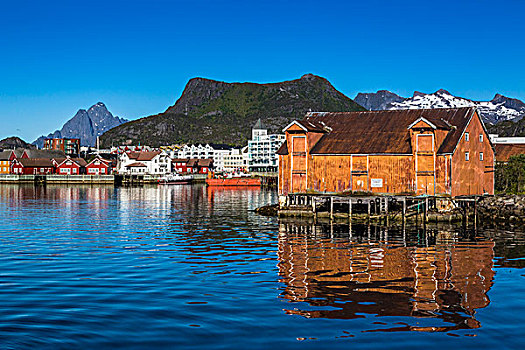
[
  {"xmin": 480, "ymin": 152, "xmax": 484, "ymax": 161},
  {"xmin": 465, "ymin": 152, "xmax": 470, "ymax": 161},
  {"xmin": 479, "ymin": 134, "xmax": 483, "ymax": 143},
  {"xmin": 465, "ymin": 132, "xmax": 469, "ymax": 142}
]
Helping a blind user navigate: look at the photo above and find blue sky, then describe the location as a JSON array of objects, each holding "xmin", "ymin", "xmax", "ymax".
[{"xmin": 1, "ymin": 0, "xmax": 524, "ymax": 142}]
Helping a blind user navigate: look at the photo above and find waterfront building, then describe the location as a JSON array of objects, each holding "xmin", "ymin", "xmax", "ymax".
[
  {"xmin": 278, "ymin": 107, "xmax": 495, "ymax": 196},
  {"xmin": 247, "ymin": 119, "xmax": 285, "ymax": 173},
  {"xmin": 494, "ymin": 144, "xmax": 525, "ymax": 163},
  {"xmin": 489, "ymin": 134, "xmax": 525, "ymax": 144},
  {"xmin": 172, "ymin": 158, "xmax": 190, "ymax": 174},
  {"xmin": 177, "ymin": 144, "xmax": 236, "ymax": 171},
  {"xmin": 0, "ymin": 151, "xmax": 11, "ymax": 174},
  {"xmin": 43, "ymin": 138, "xmax": 80, "ymax": 156},
  {"xmin": 223, "ymin": 147, "xmax": 248, "ymax": 172},
  {"xmin": 489, "ymin": 134, "xmax": 525, "ymax": 162},
  {"xmin": 186, "ymin": 158, "xmax": 213, "ymax": 174},
  {"xmin": 11, "ymin": 158, "xmax": 55, "ymax": 175},
  {"xmin": 86, "ymin": 156, "xmax": 114, "ymax": 175},
  {"xmin": 118, "ymin": 151, "xmax": 171, "ymax": 175},
  {"xmin": 54, "ymin": 157, "xmax": 88, "ymax": 175}
]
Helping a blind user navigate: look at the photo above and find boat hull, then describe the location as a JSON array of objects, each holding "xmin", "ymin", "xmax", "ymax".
[
  {"xmin": 159, "ymin": 180, "xmax": 192, "ymax": 185},
  {"xmin": 206, "ymin": 178, "xmax": 261, "ymax": 187}
]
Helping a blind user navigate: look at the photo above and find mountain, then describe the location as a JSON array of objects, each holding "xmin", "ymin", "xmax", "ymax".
[
  {"xmin": 33, "ymin": 102, "xmax": 127, "ymax": 148},
  {"xmin": 0, "ymin": 136, "xmax": 35, "ymax": 150},
  {"xmin": 354, "ymin": 89, "xmax": 525, "ymax": 124},
  {"xmin": 354, "ymin": 90, "xmax": 405, "ymax": 110},
  {"xmin": 99, "ymin": 74, "xmax": 365, "ymax": 147}
]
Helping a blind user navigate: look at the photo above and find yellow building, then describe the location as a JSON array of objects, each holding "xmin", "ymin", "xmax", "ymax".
[{"xmin": 0, "ymin": 151, "xmax": 12, "ymax": 174}]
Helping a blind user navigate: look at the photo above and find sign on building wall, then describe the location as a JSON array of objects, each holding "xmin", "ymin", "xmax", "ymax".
[{"xmin": 370, "ymin": 178, "xmax": 383, "ymax": 188}]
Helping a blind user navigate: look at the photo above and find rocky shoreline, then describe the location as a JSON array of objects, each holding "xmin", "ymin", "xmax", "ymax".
[
  {"xmin": 478, "ymin": 195, "xmax": 525, "ymax": 224},
  {"xmin": 256, "ymin": 195, "xmax": 525, "ymax": 226}
]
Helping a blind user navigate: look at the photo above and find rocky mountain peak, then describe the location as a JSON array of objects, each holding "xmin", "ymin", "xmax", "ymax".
[
  {"xmin": 0, "ymin": 136, "xmax": 35, "ymax": 150},
  {"xmin": 354, "ymin": 89, "xmax": 525, "ymax": 124},
  {"xmin": 33, "ymin": 102, "xmax": 127, "ymax": 147},
  {"xmin": 100, "ymin": 74, "xmax": 365, "ymax": 147},
  {"xmin": 435, "ymin": 89, "xmax": 452, "ymax": 95}
]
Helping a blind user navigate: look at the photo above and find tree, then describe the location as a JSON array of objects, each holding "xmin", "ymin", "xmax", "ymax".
[{"xmin": 495, "ymin": 154, "xmax": 525, "ymax": 193}]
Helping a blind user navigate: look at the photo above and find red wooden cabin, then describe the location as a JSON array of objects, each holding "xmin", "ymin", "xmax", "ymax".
[
  {"xmin": 54, "ymin": 157, "xmax": 87, "ymax": 175},
  {"xmin": 11, "ymin": 158, "xmax": 55, "ymax": 175},
  {"xmin": 187, "ymin": 158, "xmax": 213, "ymax": 174},
  {"xmin": 86, "ymin": 156, "xmax": 113, "ymax": 175},
  {"xmin": 172, "ymin": 158, "xmax": 190, "ymax": 174}
]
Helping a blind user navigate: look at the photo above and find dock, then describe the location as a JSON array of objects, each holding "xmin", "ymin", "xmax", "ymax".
[{"xmin": 279, "ymin": 193, "xmax": 482, "ymax": 226}]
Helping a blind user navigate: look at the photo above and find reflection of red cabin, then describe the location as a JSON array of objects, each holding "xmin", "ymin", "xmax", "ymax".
[
  {"xmin": 11, "ymin": 158, "xmax": 55, "ymax": 175},
  {"xmin": 172, "ymin": 158, "xmax": 190, "ymax": 173},
  {"xmin": 187, "ymin": 158, "xmax": 213, "ymax": 174},
  {"xmin": 86, "ymin": 157, "xmax": 113, "ymax": 175},
  {"xmin": 54, "ymin": 157, "xmax": 87, "ymax": 175}
]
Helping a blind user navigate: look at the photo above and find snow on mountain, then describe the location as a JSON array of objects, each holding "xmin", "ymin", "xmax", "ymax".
[{"xmin": 355, "ymin": 90, "xmax": 525, "ymax": 124}]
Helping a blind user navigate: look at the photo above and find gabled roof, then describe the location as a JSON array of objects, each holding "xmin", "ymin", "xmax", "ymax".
[
  {"xmin": 126, "ymin": 151, "xmax": 161, "ymax": 161},
  {"xmin": 291, "ymin": 107, "xmax": 477, "ymax": 155},
  {"xmin": 86, "ymin": 157, "xmax": 112, "ymax": 167},
  {"xmin": 495, "ymin": 144, "xmax": 525, "ymax": 162},
  {"xmin": 276, "ymin": 141, "xmax": 288, "ymax": 155},
  {"xmin": 172, "ymin": 158, "xmax": 189, "ymax": 163},
  {"xmin": 55, "ymin": 157, "xmax": 88, "ymax": 167},
  {"xmin": 15, "ymin": 158, "xmax": 55, "ymax": 167},
  {"xmin": 24, "ymin": 149, "xmax": 66, "ymax": 159},
  {"xmin": 187, "ymin": 158, "xmax": 213, "ymax": 167},
  {"xmin": 253, "ymin": 118, "xmax": 265, "ymax": 130},
  {"xmin": 0, "ymin": 150, "xmax": 12, "ymax": 161},
  {"xmin": 283, "ymin": 119, "xmax": 327, "ymax": 133},
  {"xmin": 125, "ymin": 162, "xmax": 147, "ymax": 168}
]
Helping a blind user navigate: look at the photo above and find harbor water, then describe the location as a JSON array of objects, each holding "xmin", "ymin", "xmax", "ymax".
[{"xmin": 0, "ymin": 184, "xmax": 523, "ymax": 349}]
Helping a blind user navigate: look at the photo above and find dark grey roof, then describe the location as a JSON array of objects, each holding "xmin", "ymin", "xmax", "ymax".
[
  {"xmin": 253, "ymin": 118, "xmax": 265, "ymax": 130},
  {"xmin": 25, "ymin": 149, "xmax": 66, "ymax": 159},
  {"xmin": 0, "ymin": 150, "xmax": 12, "ymax": 161}
]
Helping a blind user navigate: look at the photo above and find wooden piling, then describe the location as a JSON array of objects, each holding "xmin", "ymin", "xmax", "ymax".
[
  {"xmin": 424, "ymin": 197, "xmax": 428, "ymax": 223},
  {"xmin": 330, "ymin": 196, "xmax": 334, "ymax": 220},
  {"xmin": 402, "ymin": 198, "xmax": 406, "ymax": 225}
]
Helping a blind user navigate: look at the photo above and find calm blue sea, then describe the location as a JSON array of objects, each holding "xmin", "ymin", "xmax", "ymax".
[{"xmin": 0, "ymin": 184, "xmax": 523, "ymax": 349}]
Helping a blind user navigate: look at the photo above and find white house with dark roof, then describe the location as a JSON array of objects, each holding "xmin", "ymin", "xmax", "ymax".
[{"xmin": 118, "ymin": 151, "xmax": 171, "ymax": 175}]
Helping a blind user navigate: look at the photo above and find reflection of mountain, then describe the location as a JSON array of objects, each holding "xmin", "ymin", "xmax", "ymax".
[{"xmin": 277, "ymin": 222, "xmax": 494, "ymax": 332}]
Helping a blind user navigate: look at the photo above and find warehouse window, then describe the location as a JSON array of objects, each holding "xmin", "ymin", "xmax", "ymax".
[
  {"xmin": 465, "ymin": 152, "xmax": 470, "ymax": 161},
  {"xmin": 480, "ymin": 152, "xmax": 484, "ymax": 161},
  {"xmin": 465, "ymin": 132, "xmax": 469, "ymax": 142},
  {"xmin": 479, "ymin": 134, "xmax": 483, "ymax": 143}
]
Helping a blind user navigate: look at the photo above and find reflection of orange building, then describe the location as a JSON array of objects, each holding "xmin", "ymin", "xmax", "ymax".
[{"xmin": 277, "ymin": 222, "xmax": 494, "ymax": 332}]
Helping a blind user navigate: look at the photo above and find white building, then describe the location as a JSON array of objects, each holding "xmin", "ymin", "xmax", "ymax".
[
  {"xmin": 177, "ymin": 144, "xmax": 236, "ymax": 172},
  {"xmin": 223, "ymin": 146, "xmax": 249, "ymax": 172},
  {"xmin": 247, "ymin": 119, "xmax": 285, "ymax": 172},
  {"xmin": 118, "ymin": 151, "xmax": 171, "ymax": 175},
  {"xmin": 489, "ymin": 134, "xmax": 525, "ymax": 144}
]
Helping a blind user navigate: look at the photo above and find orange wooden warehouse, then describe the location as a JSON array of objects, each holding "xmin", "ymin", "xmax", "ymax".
[{"xmin": 277, "ymin": 107, "xmax": 494, "ymax": 196}]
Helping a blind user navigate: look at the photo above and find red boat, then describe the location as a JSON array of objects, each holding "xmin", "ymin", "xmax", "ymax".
[{"xmin": 206, "ymin": 177, "xmax": 261, "ymax": 187}]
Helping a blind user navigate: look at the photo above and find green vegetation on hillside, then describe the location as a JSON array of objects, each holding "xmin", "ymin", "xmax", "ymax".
[
  {"xmin": 100, "ymin": 74, "xmax": 365, "ymax": 147},
  {"xmin": 496, "ymin": 154, "xmax": 525, "ymax": 194},
  {"xmin": 488, "ymin": 118, "xmax": 525, "ymax": 137}
]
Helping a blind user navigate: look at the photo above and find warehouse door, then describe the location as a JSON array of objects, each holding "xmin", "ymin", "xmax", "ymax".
[
  {"xmin": 416, "ymin": 134, "xmax": 435, "ymax": 195},
  {"xmin": 351, "ymin": 155, "xmax": 368, "ymax": 192},
  {"xmin": 291, "ymin": 136, "xmax": 307, "ymax": 192}
]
